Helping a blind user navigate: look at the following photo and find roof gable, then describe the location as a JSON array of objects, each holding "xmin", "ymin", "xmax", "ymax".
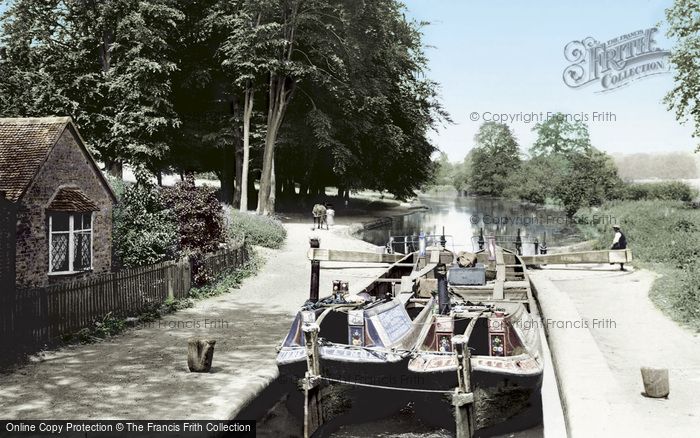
[
  {"xmin": 0, "ymin": 116, "xmax": 116, "ymax": 204},
  {"xmin": 47, "ymin": 187, "xmax": 100, "ymax": 212}
]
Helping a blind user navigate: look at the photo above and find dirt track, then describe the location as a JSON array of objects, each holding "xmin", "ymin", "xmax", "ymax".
[{"xmin": 0, "ymin": 223, "xmax": 387, "ymax": 420}]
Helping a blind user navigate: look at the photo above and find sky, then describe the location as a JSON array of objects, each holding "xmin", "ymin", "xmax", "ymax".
[{"xmin": 402, "ymin": 0, "xmax": 697, "ymax": 161}]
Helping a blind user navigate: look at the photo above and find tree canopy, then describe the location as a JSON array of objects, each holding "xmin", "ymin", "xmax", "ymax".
[
  {"xmin": 0, "ymin": 0, "xmax": 447, "ymax": 212},
  {"xmin": 469, "ymin": 122, "xmax": 521, "ymax": 196},
  {"xmin": 530, "ymin": 113, "xmax": 591, "ymax": 157},
  {"xmin": 665, "ymin": 0, "xmax": 700, "ymax": 152}
]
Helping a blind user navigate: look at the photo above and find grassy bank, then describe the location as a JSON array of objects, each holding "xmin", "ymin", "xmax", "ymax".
[{"xmin": 578, "ymin": 200, "xmax": 700, "ymax": 331}]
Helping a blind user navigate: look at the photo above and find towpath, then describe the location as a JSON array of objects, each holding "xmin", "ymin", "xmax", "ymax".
[
  {"xmin": 531, "ymin": 265, "xmax": 700, "ymax": 437},
  {"xmin": 0, "ymin": 223, "xmax": 387, "ymax": 420}
]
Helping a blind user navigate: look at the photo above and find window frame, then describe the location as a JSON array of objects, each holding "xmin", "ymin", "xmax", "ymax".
[{"xmin": 48, "ymin": 212, "xmax": 94, "ymax": 275}]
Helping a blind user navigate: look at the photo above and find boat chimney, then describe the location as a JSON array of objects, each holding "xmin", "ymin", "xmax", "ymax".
[
  {"xmin": 515, "ymin": 228, "xmax": 522, "ymax": 255},
  {"xmin": 436, "ymin": 263, "xmax": 450, "ymax": 315},
  {"xmin": 440, "ymin": 226, "xmax": 446, "ymax": 249},
  {"xmin": 478, "ymin": 228, "xmax": 485, "ymax": 250},
  {"xmin": 309, "ymin": 238, "xmax": 321, "ymax": 302}
]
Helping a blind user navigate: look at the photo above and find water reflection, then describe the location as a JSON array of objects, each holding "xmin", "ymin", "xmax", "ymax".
[{"xmin": 359, "ymin": 195, "xmax": 582, "ymax": 252}]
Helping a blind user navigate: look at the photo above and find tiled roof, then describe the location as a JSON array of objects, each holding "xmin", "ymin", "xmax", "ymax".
[
  {"xmin": 47, "ymin": 187, "xmax": 99, "ymax": 212},
  {"xmin": 0, "ymin": 116, "xmax": 118, "ymax": 205},
  {"xmin": 0, "ymin": 117, "xmax": 72, "ymax": 202}
]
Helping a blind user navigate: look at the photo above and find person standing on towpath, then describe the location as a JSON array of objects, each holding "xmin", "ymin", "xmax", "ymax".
[{"xmin": 610, "ymin": 225, "xmax": 627, "ymax": 271}]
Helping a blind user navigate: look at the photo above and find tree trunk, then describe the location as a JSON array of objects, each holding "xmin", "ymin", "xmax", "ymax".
[
  {"xmin": 240, "ymin": 86, "xmax": 253, "ymax": 212},
  {"xmin": 99, "ymin": 28, "xmax": 123, "ymax": 178},
  {"xmin": 257, "ymin": 75, "xmax": 293, "ymax": 215},
  {"xmin": 230, "ymin": 96, "xmax": 243, "ymax": 208},
  {"xmin": 247, "ymin": 171, "xmax": 258, "ymax": 210},
  {"xmin": 641, "ymin": 367, "xmax": 669, "ymax": 398},
  {"xmin": 187, "ymin": 339, "xmax": 216, "ymax": 372},
  {"xmin": 267, "ymin": 155, "xmax": 276, "ymax": 213},
  {"xmin": 234, "ymin": 144, "xmax": 243, "ymax": 208},
  {"xmin": 107, "ymin": 160, "xmax": 123, "ymax": 179},
  {"xmin": 218, "ymin": 167, "xmax": 234, "ymax": 205}
]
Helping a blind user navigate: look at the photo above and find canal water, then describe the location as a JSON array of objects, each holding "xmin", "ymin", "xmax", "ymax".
[{"xmin": 359, "ymin": 195, "xmax": 583, "ymax": 253}]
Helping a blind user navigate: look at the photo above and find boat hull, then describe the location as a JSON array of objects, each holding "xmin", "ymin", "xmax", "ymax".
[
  {"xmin": 277, "ymin": 351, "xmax": 414, "ymax": 423},
  {"xmin": 411, "ymin": 367, "xmax": 543, "ymax": 434}
]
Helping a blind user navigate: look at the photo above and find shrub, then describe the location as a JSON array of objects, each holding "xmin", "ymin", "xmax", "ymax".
[
  {"xmin": 619, "ymin": 181, "xmax": 698, "ymax": 202},
  {"xmin": 226, "ymin": 207, "xmax": 287, "ymax": 249},
  {"xmin": 162, "ymin": 176, "xmax": 225, "ymax": 285},
  {"xmin": 162, "ymin": 176, "xmax": 225, "ymax": 254},
  {"xmin": 112, "ymin": 181, "xmax": 178, "ymax": 268}
]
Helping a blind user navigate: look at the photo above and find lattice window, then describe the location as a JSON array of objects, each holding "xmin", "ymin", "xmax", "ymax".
[
  {"xmin": 49, "ymin": 212, "xmax": 93, "ymax": 273},
  {"xmin": 74, "ymin": 232, "xmax": 91, "ymax": 270},
  {"xmin": 51, "ymin": 233, "xmax": 69, "ymax": 272}
]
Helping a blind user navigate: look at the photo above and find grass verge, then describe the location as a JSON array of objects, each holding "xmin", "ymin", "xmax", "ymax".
[
  {"xmin": 577, "ymin": 200, "xmax": 700, "ymax": 331},
  {"xmin": 226, "ymin": 207, "xmax": 287, "ymax": 249}
]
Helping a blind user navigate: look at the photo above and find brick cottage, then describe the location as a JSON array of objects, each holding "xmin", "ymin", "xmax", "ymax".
[{"xmin": 0, "ymin": 117, "xmax": 116, "ymax": 288}]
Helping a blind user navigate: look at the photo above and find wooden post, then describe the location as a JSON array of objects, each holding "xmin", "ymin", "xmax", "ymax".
[
  {"xmin": 167, "ymin": 264, "xmax": 174, "ymax": 301},
  {"xmin": 187, "ymin": 338, "xmax": 216, "ymax": 372},
  {"xmin": 452, "ymin": 334, "xmax": 475, "ymax": 438},
  {"xmin": 309, "ymin": 238, "xmax": 320, "ymax": 302},
  {"xmin": 436, "ymin": 263, "xmax": 450, "ymax": 315},
  {"xmin": 302, "ymin": 323, "xmax": 323, "ymax": 438},
  {"xmin": 641, "ymin": 367, "xmax": 669, "ymax": 398},
  {"xmin": 540, "ymin": 232, "xmax": 547, "ymax": 255}
]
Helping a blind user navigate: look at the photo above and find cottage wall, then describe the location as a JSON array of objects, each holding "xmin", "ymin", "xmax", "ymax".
[
  {"xmin": 15, "ymin": 128, "xmax": 113, "ymax": 288},
  {"xmin": 0, "ymin": 193, "xmax": 16, "ymax": 295}
]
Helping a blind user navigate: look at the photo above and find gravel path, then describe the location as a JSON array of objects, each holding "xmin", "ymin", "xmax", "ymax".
[
  {"xmin": 538, "ymin": 265, "xmax": 700, "ymax": 436},
  {"xmin": 0, "ymin": 223, "xmax": 387, "ymax": 420}
]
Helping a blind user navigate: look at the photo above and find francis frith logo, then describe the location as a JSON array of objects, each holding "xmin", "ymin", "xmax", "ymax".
[{"xmin": 563, "ymin": 28, "xmax": 671, "ymax": 92}]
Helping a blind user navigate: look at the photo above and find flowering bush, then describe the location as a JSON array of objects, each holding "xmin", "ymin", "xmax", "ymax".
[{"xmin": 162, "ymin": 176, "xmax": 225, "ymax": 285}]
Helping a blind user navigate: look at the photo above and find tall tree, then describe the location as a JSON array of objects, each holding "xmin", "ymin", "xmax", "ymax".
[
  {"xmin": 254, "ymin": 0, "xmax": 348, "ymax": 214},
  {"xmin": 665, "ymin": 0, "xmax": 700, "ymax": 151},
  {"xmin": 273, "ymin": 0, "xmax": 447, "ymax": 202},
  {"xmin": 469, "ymin": 122, "xmax": 521, "ymax": 196},
  {"xmin": 0, "ymin": 0, "xmax": 183, "ymax": 177},
  {"xmin": 211, "ymin": 0, "xmax": 267, "ymax": 211},
  {"xmin": 530, "ymin": 113, "xmax": 591, "ymax": 157}
]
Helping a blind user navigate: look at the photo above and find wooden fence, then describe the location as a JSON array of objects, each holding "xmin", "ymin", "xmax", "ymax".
[{"xmin": 0, "ymin": 245, "xmax": 249, "ymax": 356}]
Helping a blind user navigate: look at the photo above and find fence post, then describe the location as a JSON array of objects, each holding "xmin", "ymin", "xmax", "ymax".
[{"xmin": 167, "ymin": 263, "xmax": 175, "ymax": 301}]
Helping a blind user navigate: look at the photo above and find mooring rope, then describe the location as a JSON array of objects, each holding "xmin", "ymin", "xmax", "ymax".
[{"xmin": 319, "ymin": 376, "xmax": 453, "ymax": 394}]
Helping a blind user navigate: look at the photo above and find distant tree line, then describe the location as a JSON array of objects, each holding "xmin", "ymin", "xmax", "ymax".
[
  {"xmin": 613, "ymin": 153, "xmax": 698, "ymax": 181},
  {"xmin": 429, "ymin": 114, "xmax": 699, "ymax": 217},
  {"xmin": 0, "ymin": 0, "xmax": 447, "ymax": 214}
]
